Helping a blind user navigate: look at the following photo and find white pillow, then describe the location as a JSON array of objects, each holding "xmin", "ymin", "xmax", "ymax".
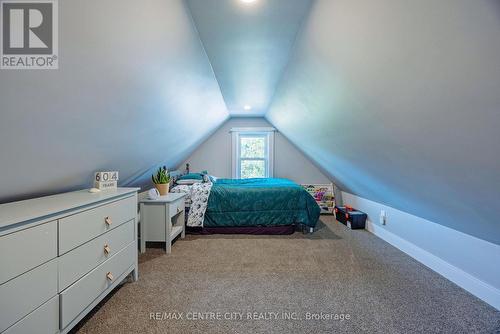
[{"xmin": 176, "ymin": 179, "xmax": 202, "ymax": 185}]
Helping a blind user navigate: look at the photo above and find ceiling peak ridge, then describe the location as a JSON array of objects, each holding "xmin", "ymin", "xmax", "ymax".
[{"xmin": 184, "ymin": 0, "xmax": 230, "ymax": 115}]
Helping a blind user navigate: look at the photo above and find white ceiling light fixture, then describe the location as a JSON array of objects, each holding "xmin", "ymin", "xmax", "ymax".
[
  {"xmin": 240, "ymin": 0, "xmax": 258, "ymax": 4},
  {"xmin": 243, "ymin": 105, "xmax": 252, "ymax": 111}
]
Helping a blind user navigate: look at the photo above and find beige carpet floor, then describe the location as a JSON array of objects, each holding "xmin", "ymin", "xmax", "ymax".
[{"xmin": 72, "ymin": 216, "xmax": 500, "ymax": 334}]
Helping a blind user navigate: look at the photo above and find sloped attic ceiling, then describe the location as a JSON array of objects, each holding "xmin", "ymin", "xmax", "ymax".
[
  {"xmin": 267, "ymin": 0, "xmax": 500, "ymax": 245},
  {"xmin": 186, "ymin": 0, "xmax": 313, "ymax": 116},
  {"xmin": 0, "ymin": 0, "xmax": 228, "ymax": 203},
  {"xmin": 1, "ymin": 0, "xmax": 499, "ymax": 247}
]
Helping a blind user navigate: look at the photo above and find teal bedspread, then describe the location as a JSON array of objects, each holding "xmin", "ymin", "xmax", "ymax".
[{"xmin": 203, "ymin": 178, "xmax": 320, "ymax": 228}]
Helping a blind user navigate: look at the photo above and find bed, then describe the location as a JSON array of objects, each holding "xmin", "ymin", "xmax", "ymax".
[{"xmin": 171, "ymin": 176, "xmax": 320, "ymax": 234}]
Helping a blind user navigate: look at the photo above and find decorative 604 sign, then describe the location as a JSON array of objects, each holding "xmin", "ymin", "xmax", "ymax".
[
  {"xmin": 95, "ymin": 171, "xmax": 119, "ymax": 182},
  {"xmin": 94, "ymin": 171, "xmax": 119, "ymax": 190}
]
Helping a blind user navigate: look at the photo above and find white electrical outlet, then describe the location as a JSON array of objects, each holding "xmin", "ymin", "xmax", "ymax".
[{"xmin": 380, "ymin": 210, "xmax": 387, "ymax": 225}]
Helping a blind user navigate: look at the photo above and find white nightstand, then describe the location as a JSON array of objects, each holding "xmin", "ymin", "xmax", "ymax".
[{"xmin": 139, "ymin": 192, "xmax": 187, "ymax": 254}]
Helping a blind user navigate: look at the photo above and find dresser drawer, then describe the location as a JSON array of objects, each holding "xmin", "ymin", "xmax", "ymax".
[
  {"xmin": 0, "ymin": 221, "xmax": 57, "ymax": 285},
  {"xmin": 3, "ymin": 296, "xmax": 59, "ymax": 334},
  {"xmin": 169, "ymin": 199, "xmax": 185, "ymax": 218},
  {"xmin": 60, "ymin": 242, "xmax": 136, "ymax": 329},
  {"xmin": 59, "ymin": 219, "xmax": 135, "ymax": 291},
  {"xmin": 59, "ymin": 195, "xmax": 136, "ymax": 254},
  {"xmin": 0, "ymin": 259, "xmax": 58, "ymax": 332}
]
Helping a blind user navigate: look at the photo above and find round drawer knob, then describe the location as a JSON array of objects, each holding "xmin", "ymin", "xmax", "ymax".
[
  {"xmin": 106, "ymin": 272, "xmax": 114, "ymax": 281},
  {"xmin": 105, "ymin": 216, "xmax": 112, "ymax": 226},
  {"xmin": 104, "ymin": 244, "xmax": 111, "ymax": 254}
]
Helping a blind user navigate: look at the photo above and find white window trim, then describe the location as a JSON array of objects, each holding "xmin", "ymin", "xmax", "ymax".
[{"xmin": 231, "ymin": 127, "xmax": 275, "ymax": 179}]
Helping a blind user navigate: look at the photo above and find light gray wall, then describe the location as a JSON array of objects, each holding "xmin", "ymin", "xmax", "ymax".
[
  {"xmin": 0, "ymin": 0, "xmax": 228, "ymax": 203},
  {"xmin": 267, "ymin": 0, "xmax": 500, "ymax": 244},
  {"xmin": 178, "ymin": 117, "xmax": 331, "ymax": 184}
]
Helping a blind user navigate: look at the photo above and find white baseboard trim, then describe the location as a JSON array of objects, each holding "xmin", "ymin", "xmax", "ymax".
[{"xmin": 365, "ymin": 220, "xmax": 500, "ymax": 310}]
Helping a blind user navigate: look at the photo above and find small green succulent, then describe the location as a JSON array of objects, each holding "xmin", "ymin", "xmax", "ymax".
[{"xmin": 152, "ymin": 166, "xmax": 170, "ymax": 184}]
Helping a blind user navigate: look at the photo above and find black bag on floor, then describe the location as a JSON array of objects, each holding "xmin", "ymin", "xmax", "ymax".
[{"xmin": 334, "ymin": 206, "xmax": 367, "ymax": 229}]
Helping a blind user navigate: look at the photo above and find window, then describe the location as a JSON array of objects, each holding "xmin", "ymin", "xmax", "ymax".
[{"xmin": 231, "ymin": 127, "xmax": 275, "ymax": 179}]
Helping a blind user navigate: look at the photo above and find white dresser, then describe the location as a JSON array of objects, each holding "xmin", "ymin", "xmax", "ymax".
[{"xmin": 0, "ymin": 188, "xmax": 139, "ymax": 334}]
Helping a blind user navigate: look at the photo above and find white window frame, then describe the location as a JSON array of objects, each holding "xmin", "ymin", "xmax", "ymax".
[{"xmin": 231, "ymin": 127, "xmax": 275, "ymax": 179}]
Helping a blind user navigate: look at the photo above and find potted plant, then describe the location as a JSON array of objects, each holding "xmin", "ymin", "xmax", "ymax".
[{"xmin": 152, "ymin": 166, "xmax": 170, "ymax": 195}]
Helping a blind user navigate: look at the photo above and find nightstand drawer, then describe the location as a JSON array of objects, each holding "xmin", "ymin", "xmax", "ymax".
[
  {"xmin": 0, "ymin": 221, "xmax": 57, "ymax": 285},
  {"xmin": 59, "ymin": 195, "xmax": 136, "ymax": 254},
  {"xmin": 0, "ymin": 259, "xmax": 58, "ymax": 332},
  {"xmin": 60, "ymin": 242, "xmax": 136, "ymax": 329},
  {"xmin": 59, "ymin": 219, "xmax": 135, "ymax": 291},
  {"xmin": 169, "ymin": 199, "xmax": 185, "ymax": 218}
]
